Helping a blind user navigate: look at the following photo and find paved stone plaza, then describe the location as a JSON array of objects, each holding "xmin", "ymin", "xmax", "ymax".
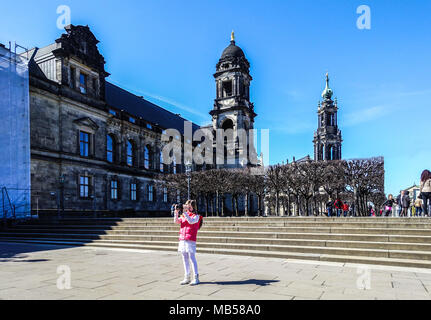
[{"xmin": 1, "ymin": 242, "xmax": 431, "ymax": 300}]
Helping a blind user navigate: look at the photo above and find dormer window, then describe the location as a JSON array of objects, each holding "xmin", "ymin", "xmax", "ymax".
[
  {"xmin": 146, "ymin": 123, "xmax": 152, "ymax": 130},
  {"xmin": 80, "ymin": 42, "xmax": 87, "ymax": 54},
  {"xmin": 79, "ymin": 73, "xmax": 87, "ymax": 94},
  {"xmin": 129, "ymin": 117, "xmax": 136, "ymax": 124},
  {"xmin": 109, "ymin": 109, "xmax": 117, "ymax": 116}
]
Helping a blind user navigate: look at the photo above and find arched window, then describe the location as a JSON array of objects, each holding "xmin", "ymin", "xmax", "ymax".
[
  {"xmin": 127, "ymin": 140, "xmax": 134, "ymax": 166},
  {"xmin": 222, "ymin": 119, "xmax": 234, "ymax": 130},
  {"xmin": 144, "ymin": 145, "xmax": 151, "ymax": 169},
  {"xmin": 107, "ymin": 135, "xmax": 115, "ymax": 163}
]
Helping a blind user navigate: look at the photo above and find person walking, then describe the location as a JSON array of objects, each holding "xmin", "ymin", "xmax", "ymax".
[
  {"xmin": 342, "ymin": 202, "xmax": 349, "ymax": 217},
  {"xmin": 334, "ymin": 198, "xmax": 344, "ymax": 218},
  {"xmin": 414, "ymin": 197, "xmax": 423, "ymax": 217},
  {"xmin": 368, "ymin": 205, "xmax": 376, "ymax": 217},
  {"xmin": 174, "ymin": 200, "xmax": 203, "ymax": 286},
  {"xmin": 420, "ymin": 170, "xmax": 431, "ymax": 217},
  {"xmin": 326, "ymin": 198, "xmax": 333, "ymax": 217},
  {"xmin": 383, "ymin": 194, "xmax": 395, "ymax": 217},
  {"xmin": 397, "ymin": 190, "xmax": 411, "ymax": 217}
]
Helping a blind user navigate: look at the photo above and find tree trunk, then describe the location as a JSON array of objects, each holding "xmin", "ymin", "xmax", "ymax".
[
  {"xmin": 244, "ymin": 193, "xmax": 249, "ymax": 217},
  {"xmin": 275, "ymin": 192, "xmax": 280, "ymax": 216},
  {"xmin": 257, "ymin": 195, "xmax": 261, "ymax": 217},
  {"xmin": 235, "ymin": 196, "xmax": 239, "ymax": 217},
  {"xmin": 231, "ymin": 195, "xmax": 235, "ymax": 217},
  {"xmin": 215, "ymin": 192, "xmax": 218, "ymax": 217}
]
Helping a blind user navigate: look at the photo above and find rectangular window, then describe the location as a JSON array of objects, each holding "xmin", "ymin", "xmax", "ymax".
[
  {"xmin": 146, "ymin": 123, "xmax": 152, "ymax": 130},
  {"xmin": 79, "ymin": 175, "xmax": 90, "ymax": 198},
  {"xmin": 79, "ymin": 131, "xmax": 90, "ymax": 157},
  {"xmin": 79, "ymin": 73, "xmax": 87, "ymax": 94},
  {"xmin": 148, "ymin": 185, "xmax": 154, "ymax": 202},
  {"xmin": 111, "ymin": 180, "xmax": 118, "ymax": 200},
  {"xmin": 109, "ymin": 109, "xmax": 117, "ymax": 116},
  {"xmin": 131, "ymin": 183, "xmax": 137, "ymax": 201},
  {"xmin": 70, "ymin": 67, "xmax": 76, "ymax": 89},
  {"xmin": 163, "ymin": 187, "xmax": 168, "ymax": 203},
  {"xmin": 222, "ymin": 80, "xmax": 233, "ymax": 97},
  {"xmin": 176, "ymin": 190, "xmax": 181, "ymax": 203},
  {"xmin": 129, "ymin": 117, "xmax": 136, "ymax": 124}
]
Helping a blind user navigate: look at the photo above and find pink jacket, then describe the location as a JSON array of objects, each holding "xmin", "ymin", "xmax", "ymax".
[{"xmin": 174, "ymin": 211, "xmax": 200, "ymax": 242}]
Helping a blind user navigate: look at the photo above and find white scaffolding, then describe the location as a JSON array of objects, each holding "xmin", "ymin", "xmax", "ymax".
[{"xmin": 0, "ymin": 44, "xmax": 31, "ymax": 219}]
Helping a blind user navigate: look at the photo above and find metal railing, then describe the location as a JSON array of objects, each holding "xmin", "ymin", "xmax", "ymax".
[{"xmin": 1, "ymin": 186, "xmax": 16, "ymax": 222}]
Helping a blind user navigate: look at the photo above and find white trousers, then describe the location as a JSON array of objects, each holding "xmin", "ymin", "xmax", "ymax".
[{"xmin": 182, "ymin": 252, "xmax": 198, "ymax": 277}]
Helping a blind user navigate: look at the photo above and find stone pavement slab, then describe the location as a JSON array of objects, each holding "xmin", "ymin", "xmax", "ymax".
[{"xmin": 0, "ymin": 241, "xmax": 431, "ymax": 300}]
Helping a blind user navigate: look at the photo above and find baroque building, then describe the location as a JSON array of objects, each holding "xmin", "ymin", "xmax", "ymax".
[
  {"xmin": 204, "ymin": 31, "xmax": 258, "ymax": 169},
  {"xmin": 313, "ymin": 73, "xmax": 342, "ymax": 161},
  {"xmin": 25, "ymin": 25, "xmax": 199, "ymax": 216}
]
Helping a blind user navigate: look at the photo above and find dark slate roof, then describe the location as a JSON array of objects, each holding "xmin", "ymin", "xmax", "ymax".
[
  {"xmin": 221, "ymin": 41, "xmax": 245, "ymax": 59},
  {"xmin": 105, "ymin": 82, "xmax": 200, "ymax": 135}
]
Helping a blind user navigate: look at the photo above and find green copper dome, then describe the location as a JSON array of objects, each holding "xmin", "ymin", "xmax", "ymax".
[{"xmin": 321, "ymin": 73, "xmax": 333, "ymax": 100}]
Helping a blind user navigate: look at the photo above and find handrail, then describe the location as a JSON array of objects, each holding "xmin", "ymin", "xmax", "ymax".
[{"xmin": 1, "ymin": 186, "xmax": 16, "ymax": 221}]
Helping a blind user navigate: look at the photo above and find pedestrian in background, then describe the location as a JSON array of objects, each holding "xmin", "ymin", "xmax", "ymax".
[
  {"xmin": 397, "ymin": 190, "xmax": 410, "ymax": 217},
  {"xmin": 415, "ymin": 197, "xmax": 423, "ymax": 217},
  {"xmin": 383, "ymin": 194, "xmax": 395, "ymax": 217},
  {"xmin": 326, "ymin": 198, "xmax": 333, "ymax": 217},
  {"xmin": 420, "ymin": 170, "xmax": 431, "ymax": 217},
  {"xmin": 342, "ymin": 202, "xmax": 349, "ymax": 217},
  {"xmin": 334, "ymin": 198, "xmax": 343, "ymax": 218}
]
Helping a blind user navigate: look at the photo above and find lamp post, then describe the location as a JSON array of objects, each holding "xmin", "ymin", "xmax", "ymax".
[{"xmin": 185, "ymin": 159, "xmax": 192, "ymax": 200}]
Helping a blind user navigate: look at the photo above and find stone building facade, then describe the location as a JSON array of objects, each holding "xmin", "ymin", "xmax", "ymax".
[
  {"xmin": 27, "ymin": 25, "xmax": 198, "ymax": 216},
  {"xmin": 207, "ymin": 31, "xmax": 258, "ymax": 169}
]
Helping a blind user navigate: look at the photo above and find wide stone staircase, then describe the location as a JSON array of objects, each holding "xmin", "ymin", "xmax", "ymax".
[{"xmin": 2, "ymin": 217, "xmax": 431, "ymax": 268}]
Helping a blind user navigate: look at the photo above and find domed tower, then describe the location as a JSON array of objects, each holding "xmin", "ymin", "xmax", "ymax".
[
  {"xmin": 313, "ymin": 73, "xmax": 342, "ymax": 161},
  {"xmin": 210, "ymin": 31, "xmax": 257, "ymax": 168}
]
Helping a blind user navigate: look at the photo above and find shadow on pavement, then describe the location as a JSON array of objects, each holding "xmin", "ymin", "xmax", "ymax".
[
  {"xmin": 0, "ymin": 242, "xmax": 70, "ymax": 262},
  {"xmin": 200, "ymin": 279, "xmax": 280, "ymax": 286}
]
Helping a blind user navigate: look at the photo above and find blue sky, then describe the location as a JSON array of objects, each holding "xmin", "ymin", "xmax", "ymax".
[{"xmin": 1, "ymin": 0, "xmax": 430, "ymax": 196}]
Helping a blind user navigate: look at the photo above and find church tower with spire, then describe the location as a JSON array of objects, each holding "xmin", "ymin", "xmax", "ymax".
[
  {"xmin": 210, "ymin": 31, "xmax": 257, "ymax": 168},
  {"xmin": 313, "ymin": 73, "xmax": 342, "ymax": 161}
]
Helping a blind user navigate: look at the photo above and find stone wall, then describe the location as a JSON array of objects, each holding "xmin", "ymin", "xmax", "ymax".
[{"xmin": 29, "ymin": 84, "xmax": 172, "ymax": 216}]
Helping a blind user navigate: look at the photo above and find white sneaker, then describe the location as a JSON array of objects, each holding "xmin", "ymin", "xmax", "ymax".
[
  {"xmin": 180, "ymin": 275, "xmax": 191, "ymax": 285},
  {"xmin": 190, "ymin": 274, "xmax": 200, "ymax": 286}
]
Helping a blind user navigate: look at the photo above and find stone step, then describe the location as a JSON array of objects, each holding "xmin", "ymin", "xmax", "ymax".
[
  {"xmin": 6, "ymin": 227, "xmax": 431, "ymax": 244},
  {"xmin": 13, "ymin": 224, "xmax": 431, "ymax": 236},
  {"xmin": 2, "ymin": 237, "xmax": 431, "ymax": 269},
  {"xmin": 2, "ymin": 233, "xmax": 431, "ymax": 261},
  {"xmin": 29, "ymin": 217, "xmax": 431, "ymax": 225},
  {"xmin": 16, "ymin": 221, "xmax": 431, "ymax": 229},
  {"xmin": 4, "ymin": 231, "xmax": 431, "ymax": 251}
]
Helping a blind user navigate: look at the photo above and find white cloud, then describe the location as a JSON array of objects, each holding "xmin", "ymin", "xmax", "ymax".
[{"xmin": 343, "ymin": 105, "xmax": 387, "ymax": 127}]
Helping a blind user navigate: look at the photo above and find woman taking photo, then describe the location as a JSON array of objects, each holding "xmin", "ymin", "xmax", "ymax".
[
  {"xmin": 173, "ymin": 200, "xmax": 203, "ymax": 286},
  {"xmin": 420, "ymin": 170, "xmax": 431, "ymax": 217}
]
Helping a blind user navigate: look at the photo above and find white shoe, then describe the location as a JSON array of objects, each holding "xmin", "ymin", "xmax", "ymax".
[
  {"xmin": 180, "ymin": 275, "xmax": 191, "ymax": 285},
  {"xmin": 190, "ymin": 274, "xmax": 200, "ymax": 286}
]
